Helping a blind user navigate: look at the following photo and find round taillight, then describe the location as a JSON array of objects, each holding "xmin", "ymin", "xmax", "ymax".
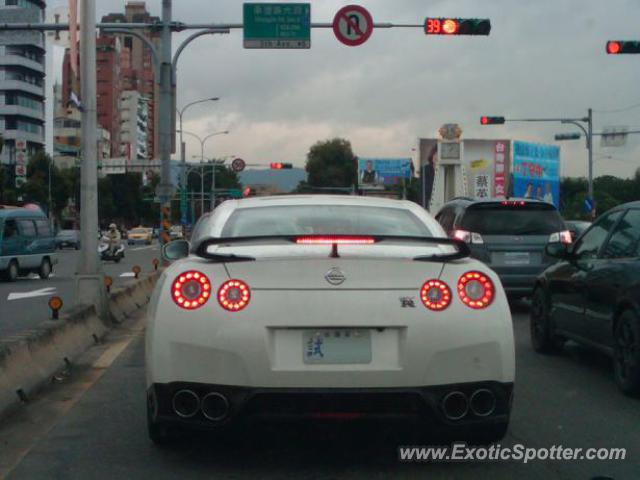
[
  {"xmin": 420, "ymin": 280, "xmax": 452, "ymax": 311},
  {"xmin": 171, "ymin": 271, "xmax": 211, "ymax": 310},
  {"xmin": 218, "ymin": 279, "xmax": 251, "ymax": 312},
  {"xmin": 458, "ymin": 271, "xmax": 495, "ymax": 309}
]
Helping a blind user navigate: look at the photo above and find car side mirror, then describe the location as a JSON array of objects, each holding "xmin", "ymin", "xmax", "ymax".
[
  {"xmin": 545, "ymin": 242, "xmax": 571, "ymax": 260},
  {"xmin": 162, "ymin": 239, "xmax": 190, "ymax": 261}
]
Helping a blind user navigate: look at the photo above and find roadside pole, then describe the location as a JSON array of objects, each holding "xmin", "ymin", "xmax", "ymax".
[
  {"xmin": 75, "ymin": 0, "xmax": 106, "ymax": 316},
  {"xmin": 587, "ymin": 108, "xmax": 594, "ymax": 218},
  {"xmin": 158, "ymin": 0, "xmax": 173, "ymax": 247}
]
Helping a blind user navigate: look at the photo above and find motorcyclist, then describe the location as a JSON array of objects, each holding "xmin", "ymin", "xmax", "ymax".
[{"xmin": 104, "ymin": 223, "xmax": 122, "ymax": 254}]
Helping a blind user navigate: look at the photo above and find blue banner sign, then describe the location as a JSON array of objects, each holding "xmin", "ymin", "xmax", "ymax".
[{"xmin": 512, "ymin": 141, "xmax": 560, "ymax": 207}]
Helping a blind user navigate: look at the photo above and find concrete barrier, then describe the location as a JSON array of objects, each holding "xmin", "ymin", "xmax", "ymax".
[{"xmin": 0, "ymin": 271, "xmax": 160, "ymax": 420}]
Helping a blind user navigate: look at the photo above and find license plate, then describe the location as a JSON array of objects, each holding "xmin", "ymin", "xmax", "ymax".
[
  {"xmin": 504, "ymin": 252, "xmax": 530, "ymax": 265},
  {"xmin": 303, "ymin": 329, "xmax": 372, "ymax": 365}
]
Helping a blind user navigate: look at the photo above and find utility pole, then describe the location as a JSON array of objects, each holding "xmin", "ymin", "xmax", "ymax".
[
  {"xmin": 587, "ymin": 108, "xmax": 594, "ymax": 210},
  {"xmin": 75, "ymin": 0, "xmax": 106, "ymax": 315},
  {"xmin": 157, "ymin": 0, "xmax": 174, "ymax": 245}
]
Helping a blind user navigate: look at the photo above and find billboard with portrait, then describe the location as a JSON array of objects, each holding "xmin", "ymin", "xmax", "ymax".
[
  {"xmin": 358, "ymin": 158, "xmax": 412, "ymax": 189},
  {"xmin": 512, "ymin": 141, "xmax": 560, "ymax": 207}
]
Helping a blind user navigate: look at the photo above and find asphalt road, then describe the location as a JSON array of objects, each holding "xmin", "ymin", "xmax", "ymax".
[
  {"xmin": 0, "ymin": 244, "xmax": 161, "ymax": 339},
  {"xmin": 1, "ymin": 303, "xmax": 638, "ymax": 479}
]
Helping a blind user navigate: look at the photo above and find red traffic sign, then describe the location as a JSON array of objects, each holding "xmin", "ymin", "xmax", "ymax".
[
  {"xmin": 231, "ymin": 158, "xmax": 246, "ymax": 173},
  {"xmin": 332, "ymin": 5, "xmax": 374, "ymax": 47}
]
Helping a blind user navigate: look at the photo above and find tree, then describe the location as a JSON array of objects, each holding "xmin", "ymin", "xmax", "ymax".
[{"xmin": 305, "ymin": 138, "xmax": 357, "ymax": 188}]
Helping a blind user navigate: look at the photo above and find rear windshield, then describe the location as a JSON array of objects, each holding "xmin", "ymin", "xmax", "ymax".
[
  {"xmin": 460, "ymin": 203, "xmax": 564, "ymax": 236},
  {"xmin": 221, "ymin": 205, "xmax": 432, "ymax": 237},
  {"xmin": 130, "ymin": 228, "xmax": 147, "ymax": 234}
]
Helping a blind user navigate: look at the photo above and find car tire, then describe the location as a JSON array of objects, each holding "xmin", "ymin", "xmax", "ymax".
[
  {"xmin": 74, "ymin": 244, "xmax": 80, "ymax": 250},
  {"xmin": 38, "ymin": 258, "xmax": 52, "ymax": 280},
  {"xmin": 530, "ymin": 287, "xmax": 564, "ymax": 354},
  {"xmin": 613, "ymin": 309, "xmax": 640, "ymax": 396},
  {"xmin": 3, "ymin": 260, "xmax": 19, "ymax": 282}
]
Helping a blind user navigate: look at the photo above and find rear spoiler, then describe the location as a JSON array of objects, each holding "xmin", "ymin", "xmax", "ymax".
[{"xmin": 195, "ymin": 235, "xmax": 470, "ymax": 262}]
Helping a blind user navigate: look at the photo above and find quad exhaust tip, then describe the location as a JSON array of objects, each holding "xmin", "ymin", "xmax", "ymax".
[
  {"xmin": 470, "ymin": 389, "xmax": 496, "ymax": 417},
  {"xmin": 201, "ymin": 392, "xmax": 230, "ymax": 421},
  {"xmin": 441, "ymin": 391, "xmax": 469, "ymax": 420},
  {"xmin": 172, "ymin": 389, "xmax": 200, "ymax": 418}
]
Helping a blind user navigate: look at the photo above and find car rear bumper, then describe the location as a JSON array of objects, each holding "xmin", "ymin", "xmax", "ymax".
[{"xmin": 147, "ymin": 381, "xmax": 513, "ymax": 431}]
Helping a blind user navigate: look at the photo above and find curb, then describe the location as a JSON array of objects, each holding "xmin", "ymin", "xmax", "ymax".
[{"xmin": 0, "ymin": 271, "xmax": 161, "ymax": 420}]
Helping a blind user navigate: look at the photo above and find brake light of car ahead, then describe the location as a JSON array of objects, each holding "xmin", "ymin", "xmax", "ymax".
[
  {"xmin": 457, "ymin": 272, "xmax": 495, "ymax": 309},
  {"xmin": 218, "ymin": 279, "xmax": 251, "ymax": 312},
  {"xmin": 295, "ymin": 236, "xmax": 376, "ymax": 245},
  {"xmin": 548, "ymin": 230, "xmax": 572, "ymax": 245},
  {"xmin": 421, "ymin": 279, "xmax": 452, "ymax": 310},
  {"xmin": 171, "ymin": 271, "xmax": 211, "ymax": 310},
  {"xmin": 453, "ymin": 229, "xmax": 484, "ymax": 244}
]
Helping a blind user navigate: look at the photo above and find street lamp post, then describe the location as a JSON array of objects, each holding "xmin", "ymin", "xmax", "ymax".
[
  {"xmin": 177, "ymin": 129, "xmax": 229, "ymax": 214},
  {"xmin": 177, "ymin": 97, "xmax": 219, "ymax": 224}
]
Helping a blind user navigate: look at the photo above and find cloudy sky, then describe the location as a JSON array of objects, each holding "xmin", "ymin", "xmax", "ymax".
[{"xmin": 48, "ymin": 0, "xmax": 640, "ymax": 178}]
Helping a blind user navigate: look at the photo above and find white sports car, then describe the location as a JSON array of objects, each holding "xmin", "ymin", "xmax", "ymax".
[{"xmin": 145, "ymin": 195, "xmax": 515, "ymax": 444}]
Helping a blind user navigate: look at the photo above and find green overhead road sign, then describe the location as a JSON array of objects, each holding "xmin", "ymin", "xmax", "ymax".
[{"xmin": 243, "ymin": 3, "xmax": 311, "ymax": 49}]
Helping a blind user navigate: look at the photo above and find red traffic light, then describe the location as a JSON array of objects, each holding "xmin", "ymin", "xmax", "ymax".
[
  {"xmin": 270, "ymin": 162, "xmax": 293, "ymax": 170},
  {"xmin": 480, "ymin": 116, "xmax": 505, "ymax": 125},
  {"xmin": 425, "ymin": 18, "xmax": 490, "ymax": 36},
  {"xmin": 606, "ymin": 40, "xmax": 640, "ymax": 54},
  {"xmin": 442, "ymin": 19, "xmax": 459, "ymax": 34},
  {"xmin": 607, "ymin": 41, "xmax": 621, "ymax": 54}
]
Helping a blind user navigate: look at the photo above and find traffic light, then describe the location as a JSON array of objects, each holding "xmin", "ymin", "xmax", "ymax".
[
  {"xmin": 606, "ymin": 41, "xmax": 640, "ymax": 54},
  {"xmin": 480, "ymin": 116, "xmax": 505, "ymax": 125},
  {"xmin": 424, "ymin": 18, "xmax": 491, "ymax": 36},
  {"xmin": 270, "ymin": 162, "xmax": 293, "ymax": 169}
]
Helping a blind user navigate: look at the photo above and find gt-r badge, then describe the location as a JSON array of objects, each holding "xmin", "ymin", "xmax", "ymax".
[
  {"xmin": 400, "ymin": 297, "xmax": 416, "ymax": 308},
  {"xmin": 325, "ymin": 267, "xmax": 346, "ymax": 285}
]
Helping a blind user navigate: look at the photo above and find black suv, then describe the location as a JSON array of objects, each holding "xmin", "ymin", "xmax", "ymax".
[{"xmin": 436, "ymin": 198, "xmax": 569, "ymax": 298}]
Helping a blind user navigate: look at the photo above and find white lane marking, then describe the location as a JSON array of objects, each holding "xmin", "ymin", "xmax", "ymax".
[
  {"xmin": 8, "ymin": 287, "xmax": 57, "ymax": 301},
  {"xmin": 119, "ymin": 272, "xmax": 136, "ymax": 278}
]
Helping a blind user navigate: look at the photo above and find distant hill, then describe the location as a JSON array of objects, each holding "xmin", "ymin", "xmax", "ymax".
[{"xmin": 240, "ymin": 168, "xmax": 307, "ymax": 193}]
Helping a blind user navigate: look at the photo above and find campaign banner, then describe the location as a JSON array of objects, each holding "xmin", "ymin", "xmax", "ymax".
[
  {"xmin": 512, "ymin": 141, "xmax": 560, "ymax": 207},
  {"xmin": 358, "ymin": 158, "xmax": 412, "ymax": 188},
  {"xmin": 462, "ymin": 139, "xmax": 511, "ymax": 199}
]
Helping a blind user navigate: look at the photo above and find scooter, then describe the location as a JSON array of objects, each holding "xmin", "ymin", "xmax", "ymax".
[{"xmin": 99, "ymin": 242, "xmax": 125, "ymax": 263}]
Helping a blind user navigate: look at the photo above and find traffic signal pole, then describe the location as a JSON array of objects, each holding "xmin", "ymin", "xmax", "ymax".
[{"xmin": 482, "ymin": 111, "xmax": 595, "ymax": 216}]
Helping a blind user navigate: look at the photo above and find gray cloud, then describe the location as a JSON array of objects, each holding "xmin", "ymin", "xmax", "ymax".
[{"xmin": 51, "ymin": 0, "xmax": 640, "ymax": 177}]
